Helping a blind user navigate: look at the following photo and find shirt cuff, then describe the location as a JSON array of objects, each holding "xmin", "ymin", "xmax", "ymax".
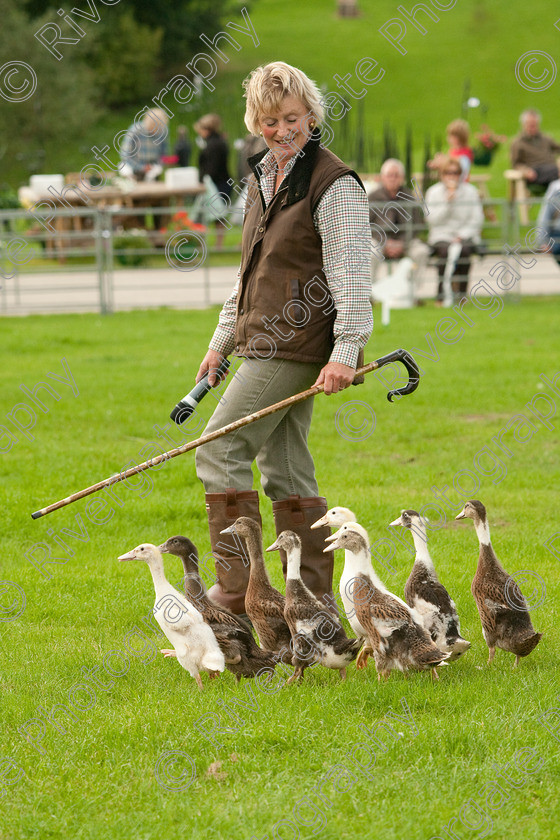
[
  {"xmin": 209, "ymin": 327, "xmax": 236, "ymax": 357},
  {"xmin": 329, "ymin": 341, "xmax": 360, "ymax": 368}
]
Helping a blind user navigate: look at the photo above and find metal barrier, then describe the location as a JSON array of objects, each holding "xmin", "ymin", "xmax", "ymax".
[{"xmin": 0, "ymin": 196, "xmax": 554, "ymax": 316}]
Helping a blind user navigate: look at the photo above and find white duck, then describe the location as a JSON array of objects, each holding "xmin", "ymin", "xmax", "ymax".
[
  {"xmin": 389, "ymin": 510, "xmax": 470, "ymax": 661},
  {"xmin": 118, "ymin": 543, "xmax": 225, "ymax": 689},
  {"xmin": 311, "ymin": 507, "xmax": 387, "ymax": 640}
]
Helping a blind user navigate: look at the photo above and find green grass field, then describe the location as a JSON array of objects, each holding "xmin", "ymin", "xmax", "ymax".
[{"xmin": 1, "ymin": 298, "xmax": 559, "ymax": 839}]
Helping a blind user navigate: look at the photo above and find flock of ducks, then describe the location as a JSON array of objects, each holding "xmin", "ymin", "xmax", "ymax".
[{"xmin": 118, "ymin": 499, "xmax": 542, "ymax": 690}]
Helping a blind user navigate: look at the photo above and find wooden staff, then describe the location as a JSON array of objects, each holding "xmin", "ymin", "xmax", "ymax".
[{"xmin": 31, "ymin": 349, "xmax": 419, "ymax": 520}]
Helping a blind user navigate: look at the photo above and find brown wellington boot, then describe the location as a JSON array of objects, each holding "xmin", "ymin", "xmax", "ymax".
[
  {"xmin": 205, "ymin": 487, "xmax": 261, "ymax": 615},
  {"xmin": 272, "ymin": 495, "xmax": 337, "ymax": 614}
]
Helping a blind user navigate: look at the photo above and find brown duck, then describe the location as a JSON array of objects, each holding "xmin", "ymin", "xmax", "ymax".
[
  {"xmin": 456, "ymin": 500, "xmax": 542, "ymax": 667},
  {"xmin": 268, "ymin": 530, "xmax": 361, "ymax": 683},
  {"xmin": 390, "ymin": 510, "xmax": 470, "ymax": 661},
  {"xmin": 327, "ymin": 528, "xmax": 449, "ymax": 680},
  {"xmin": 158, "ymin": 535, "xmax": 277, "ymax": 681},
  {"xmin": 221, "ymin": 517, "xmax": 292, "ymax": 658}
]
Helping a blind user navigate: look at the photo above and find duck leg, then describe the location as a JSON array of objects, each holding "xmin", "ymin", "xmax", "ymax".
[
  {"xmin": 514, "ymin": 655, "xmax": 520, "ymax": 668},
  {"xmin": 195, "ymin": 673, "xmax": 204, "ymax": 691},
  {"xmin": 431, "ymin": 667, "xmax": 439, "ymax": 681},
  {"xmin": 161, "ymin": 649, "xmax": 177, "ymax": 658},
  {"xmin": 286, "ymin": 666, "xmax": 304, "ymax": 685},
  {"xmin": 487, "ymin": 647, "xmax": 496, "ymax": 665},
  {"xmin": 356, "ymin": 645, "xmax": 372, "ymax": 670},
  {"xmin": 339, "ymin": 668, "xmax": 347, "ymax": 682}
]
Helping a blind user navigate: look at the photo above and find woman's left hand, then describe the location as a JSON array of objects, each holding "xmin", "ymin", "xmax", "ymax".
[{"xmin": 313, "ymin": 362, "xmax": 356, "ymax": 395}]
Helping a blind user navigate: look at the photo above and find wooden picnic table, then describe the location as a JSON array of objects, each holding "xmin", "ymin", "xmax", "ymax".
[{"xmin": 38, "ymin": 180, "xmax": 206, "ymax": 259}]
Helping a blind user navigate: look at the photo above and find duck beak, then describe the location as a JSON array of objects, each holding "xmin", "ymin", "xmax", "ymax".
[
  {"xmin": 157, "ymin": 542, "xmax": 169, "ymax": 553},
  {"xmin": 323, "ymin": 539, "xmax": 338, "ymax": 552},
  {"xmin": 326, "ymin": 525, "xmax": 345, "ymax": 542},
  {"xmin": 455, "ymin": 509, "xmax": 466, "ymax": 520},
  {"xmin": 118, "ymin": 550, "xmax": 136, "ymax": 561},
  {"xmin": 220, "ymin": 525, "xmax": 236, "ymax": 535},
  {"xmin": 310, "ymin": 514, "xmax": 328, "ymax": 529},
  {"xmin": 388, "ymin": 516, "xmax": 402, "ymax": 527},
  {"xmin": 266, "ymin": 539, "xmax": 279, "ymax": 552}
]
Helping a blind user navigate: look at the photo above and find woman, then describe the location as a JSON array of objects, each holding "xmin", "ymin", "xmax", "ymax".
[
  {"xmin": 193, "ymin": 62, "xmax": 373, "ymax": 616},
  {"xmin": 194, "ymin": 113, "xmax": 232, "ymax": 249},
  {"xmin": 429, "ymin": 119, "xmax": 474, "ymax": 180},
  {"xmin": 425, "ymin": 157, "xmax": 483, "ymax": 303}
]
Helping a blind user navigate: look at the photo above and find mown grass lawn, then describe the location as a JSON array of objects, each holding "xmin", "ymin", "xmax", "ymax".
[{"xmin": 1, "ymin": 297, "xmax": 559, "ymax": 839}]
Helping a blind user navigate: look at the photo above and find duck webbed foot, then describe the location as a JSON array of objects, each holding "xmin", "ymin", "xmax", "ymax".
[
  {"xmin": 356, "ymin": 645, "xmax": 372, "ymax": 670},
  {"xmin": 225, "ymin": 653, "xmax": 242, "ymax": 665},
  {"xmin": 160, "ymin": 649, "xmax": 177, "ymax": 658}
]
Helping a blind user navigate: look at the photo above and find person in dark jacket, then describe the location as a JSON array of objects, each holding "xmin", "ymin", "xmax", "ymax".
[
  {"xmin": 194, "ymin": 113, "xmax": 231, "ymax": 249},
  {"xmin": 511, "ymin": 109, "xmax": 560, "ymax": 192},
  {"xmin": 174, "ymin": 125, "xmax": 191, "ymax": 167},
  {"xmin": 191, "ymin": 62, "xmax": 373, "ymax": 618}
]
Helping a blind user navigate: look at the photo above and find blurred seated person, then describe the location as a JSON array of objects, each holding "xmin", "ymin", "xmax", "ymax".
[
  {"xmin": 429, "ymin": 119, "xmax": 474, "ymax": 180},
  {"xmin": 425, "ymin": 157, "xmax": 483, "ymax": 303},
  {"xmin": 536, "ymin": 178, "xmax": 560, "ymax": 265},
  {"xmin": 174, "ymin": 125, "xmax": 191, "ymax": 167},
  {"xmin": 369, "ymin": 158, "xmax": 429, "ymax": 263},
  {"xmin": 120, "ymin": 108, "xmax": 169, "ymax": 181},
  {"xmin": 511, "ymin": 109, "xmax": 560, "ymax": 192}
]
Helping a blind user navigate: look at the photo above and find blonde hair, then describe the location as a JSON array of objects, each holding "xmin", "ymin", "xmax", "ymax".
[
  {"xmin": 194, "ymin": 114, "xmax": 222, "ymax": 135},
  {"xmin": 447, "ymin": 118, "xmax": 469, "ymax": 146},
  {"xmin": 243, "ymin": 62, "xmax": 324, "ymax": 135},
  {"xmin": 438, "ymin": 155, "xmax": 462, "ymax": 177}
]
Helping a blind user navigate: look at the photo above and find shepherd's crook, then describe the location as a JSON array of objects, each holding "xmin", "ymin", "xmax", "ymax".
[{"xmin": 31, "ymin": 349, "xmax": 419, "ymax": 520}]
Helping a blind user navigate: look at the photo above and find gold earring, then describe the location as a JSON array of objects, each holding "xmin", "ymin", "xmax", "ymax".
[{"xmin": 310, "ymin": 122, "xmax": 315, "ymax": 129}]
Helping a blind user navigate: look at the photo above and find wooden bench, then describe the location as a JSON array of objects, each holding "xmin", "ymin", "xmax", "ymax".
[{"xmin": 504, "ymin": 169, "xmax": 531, "ymax": 225}]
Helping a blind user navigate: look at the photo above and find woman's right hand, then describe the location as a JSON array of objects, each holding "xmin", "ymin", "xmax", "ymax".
[{"xmin": 196, "ymin": 350, "xmax": 228, "ymax": 386}]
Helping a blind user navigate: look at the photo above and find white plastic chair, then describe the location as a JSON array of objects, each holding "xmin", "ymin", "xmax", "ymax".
[
  {"xmin": 29, "ymin": 174, "xmax": 64, "ymax": 196},
  {"xmin": 164, "ymin": 167, "xmax": 199, "ymax": 189}
]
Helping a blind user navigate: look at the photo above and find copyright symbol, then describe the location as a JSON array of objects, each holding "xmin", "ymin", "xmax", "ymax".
[
  {"xmin": 0, "ymin": 581, "xmax": 27, "ymax": 621},
  {"xmin": 165, "ymin": 230, "xmax": 207, "ymax": 272},
  {"xmin": 515, "ymin": 50, "xmax": 557, "ymax": 91},
  {"xmin": 154, "ymin": 750, "xmax": 196, "ymax": 791},
  {"xmin": 0, "ymin": 61, "xmax": 37, "ymax": 102},
  {"xmin": 334, "ymin": 400, "xmax": 376, "ymax": 442},
  {"xmin": 504, "ymin": 570, "xmax": 546, "ymax": 611}
]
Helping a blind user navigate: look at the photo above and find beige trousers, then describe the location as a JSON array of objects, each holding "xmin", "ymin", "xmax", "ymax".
[{"xmin": 195, "ymin": 357, "xmax": 323, "ymax": 499}]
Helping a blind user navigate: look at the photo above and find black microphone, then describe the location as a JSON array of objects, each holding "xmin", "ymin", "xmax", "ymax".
[{"xmin": 170, "ymin": 358, "xmax": 230, "ymax": 424}]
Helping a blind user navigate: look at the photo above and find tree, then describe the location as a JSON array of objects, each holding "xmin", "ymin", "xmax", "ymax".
[
  {"xmin": 85, "ymin": 11, "xmax": 163, "ymax": 107},
  {"xmin": 0, "ymin": 1, "xmax": 100, "ymax": 184},
  {"xmin": 22, "ymin": 0, "xmax": 236, "ymax": 68}
]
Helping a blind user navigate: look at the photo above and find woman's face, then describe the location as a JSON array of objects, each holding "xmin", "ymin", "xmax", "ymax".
[
  {"xmin": 258, "ymin": 95, "xmax": 313, "ymax": 163},
  {"xmin": 441, "ymin": 163, "xmax": 462, "ymax": 186}
]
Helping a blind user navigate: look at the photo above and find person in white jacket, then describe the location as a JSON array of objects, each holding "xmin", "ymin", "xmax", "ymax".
[{"xmin": 425, "ymin": 157, "xmax": 484, "ymax": 302}]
